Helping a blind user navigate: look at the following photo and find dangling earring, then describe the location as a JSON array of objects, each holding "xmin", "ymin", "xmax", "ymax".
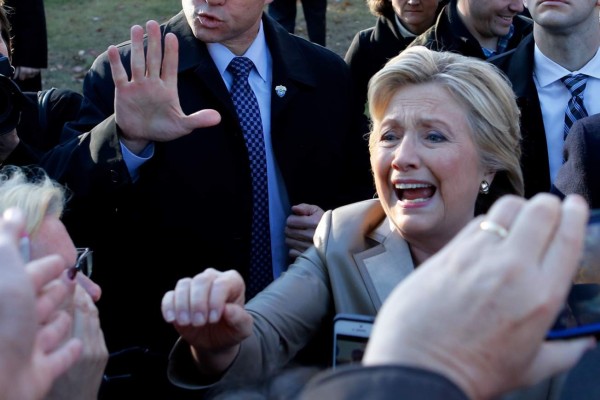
[{"xmin": 479, "ymin": 180, "xmax": 490, "ymax": 195}]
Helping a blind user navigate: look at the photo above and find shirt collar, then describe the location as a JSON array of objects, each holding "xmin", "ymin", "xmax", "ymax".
[
  {"xmin": 482, "ymin": 24, "xmax": 514, "ymax": 58},
  {"xmin": 533, "ymin": 44, "xmax": 600, "ymax": 87},
  {"xmin": 394, "ymin": 14, "xmax": 417, "ymax": 38},
  {"xmin": 206, "ymin": 20, "xmax": 269, "ymax": 83}
]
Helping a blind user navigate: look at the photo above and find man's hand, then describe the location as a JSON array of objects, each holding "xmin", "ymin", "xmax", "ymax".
[
  {"xmin": 363, "ymin": 194, "xmax": 595, "ymax": 400},
  {"xmin": 108, "ymin": 20, "xmax": 221, "ymax": 154},
  {"xmin": 285, "ymin": 203, "xmax": 324, "ymax": 259},
  {"xmin": 13, "ymin": 66, "xmax": 41, "ymax": 81}
]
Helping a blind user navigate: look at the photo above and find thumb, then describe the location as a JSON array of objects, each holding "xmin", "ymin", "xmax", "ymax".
[
  {"xmin": 186, "ymin": 109, "xmax": 221, "ymax": 130},
  {"xmin": 523, "ymin": 338, "xmax": 596, "ymax": 386},
  {"xmin": 223, "ymin": 303, "xmax": 254, "ymax": 339}
]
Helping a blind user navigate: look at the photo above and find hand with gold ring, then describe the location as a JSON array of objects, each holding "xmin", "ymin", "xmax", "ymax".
[
  {"xmin": 479, "ymin": 220, "xmax": 509, "ymax": 239},
  {"xmin": 363, "ymin": 193, "xmax": 594, "ymax": 400}
]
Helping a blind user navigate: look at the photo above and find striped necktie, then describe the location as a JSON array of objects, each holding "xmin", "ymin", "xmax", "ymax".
[{"xmin": 560, "ymin": 74, "xmax": 589, "ymax": 139}]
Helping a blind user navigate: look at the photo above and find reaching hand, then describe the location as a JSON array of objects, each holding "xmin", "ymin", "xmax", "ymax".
[
  {"xmin": 108, "ymin": 20, "xmax": 221, "ymax": 154},
  {"xmin": 0, "ymin": 209, "xmax": 82, "ymax": 400},
  {"xmin": 45, "ymin": 285, "xmax": 108, "ymax": 400},
  {"xmin": 162, "ymin": 268, "xmax": 253, "ymax": 375},
  {"xmin": 363, "ymin": 194, "xmax": 595, "ymax": 400}
]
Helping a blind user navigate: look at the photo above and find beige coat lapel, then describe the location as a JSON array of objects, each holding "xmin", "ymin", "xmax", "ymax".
[{"xmin": 353, "ymin": 218, "xmax": 415, "ymax": 310}]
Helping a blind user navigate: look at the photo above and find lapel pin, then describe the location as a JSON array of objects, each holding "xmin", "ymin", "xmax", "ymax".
[{"xmin": 275, "ymin": 85, "xmax": 287, "ymax": 98}]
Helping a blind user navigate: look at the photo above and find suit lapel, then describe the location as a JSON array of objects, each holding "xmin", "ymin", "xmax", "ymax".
[
  {"xmin": 263, "ymin": 15, "xmax": 318, "ymax": 131},
  {"xmin": 353, "ymin": 219, "xmax": 415, "ymax": 310}
]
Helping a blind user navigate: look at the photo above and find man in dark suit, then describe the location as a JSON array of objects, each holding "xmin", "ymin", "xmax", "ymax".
[
  {"xmin": 409, "ymin": 0, "xmax": 532, "ymax": 60},
  {"xmin": 552, "ymin": 114, "xmax": 600, "ymax": 209},
  {"xmin": 490, "ymin": 1, "xmax": 600, "ymax": 198},
  {"xmin": 38, "ymin": 0, "xmax": 373, "ymax": 397}
]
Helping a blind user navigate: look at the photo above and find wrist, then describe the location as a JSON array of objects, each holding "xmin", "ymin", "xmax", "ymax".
[
  {"xmin": 116, "ymin": 124, "xmax": 150, "ymax": 155},
  {"xmin": 190, "ymin": 343, "xmax": 240, "ymax": 377}
]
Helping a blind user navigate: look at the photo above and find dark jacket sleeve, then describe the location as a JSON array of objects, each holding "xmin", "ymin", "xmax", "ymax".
[{"xmin": 298, "ymin": 365, "xmax": 468, "ymax": 400}]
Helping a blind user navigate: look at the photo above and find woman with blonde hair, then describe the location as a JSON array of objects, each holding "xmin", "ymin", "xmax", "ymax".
[{"xmin": 162, "ymin": 46, "xmax": 525, "ymax": 395}]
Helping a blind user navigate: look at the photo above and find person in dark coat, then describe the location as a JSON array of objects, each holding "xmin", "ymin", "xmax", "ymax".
[
  {"xmin": 37, "ymin": 0, "xmax": 373, "ymax": 397},
  {"xmin": 5, "ymin": 0, "xmax": 47, "ymax": 92},
  {"xmin": 0, "ymin": 0, "xmax": 81, "ymax": 166},
  {"xmin": 489, "ymin": 0, "xmax": 599, "ymax": 198},
  {"xmin": 409, "ymin": 0, "xmax": 532, "ymax": 60},
  {"xmin": 345, "ymin": 0, "xmax": 448, "ymax": 114}
]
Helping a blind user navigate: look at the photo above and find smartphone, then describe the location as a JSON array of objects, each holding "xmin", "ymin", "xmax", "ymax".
[
  {"xmin": 333, "ymin": 313, "xmax": 374, "ymax": 368},
  {"xmin": 547, "ymin": 209, "xmax": 600, "ymax": 340}
]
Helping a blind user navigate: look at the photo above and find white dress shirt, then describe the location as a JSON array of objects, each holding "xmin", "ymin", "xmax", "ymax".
[{"xmin": 533, "ymin": 45, "xmax": 600, "ymax": 182}]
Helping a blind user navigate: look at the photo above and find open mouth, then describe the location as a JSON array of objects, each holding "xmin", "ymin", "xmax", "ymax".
[{"xmin": 394, "ymin": 183, "xmax": 436, "ymax": 204}]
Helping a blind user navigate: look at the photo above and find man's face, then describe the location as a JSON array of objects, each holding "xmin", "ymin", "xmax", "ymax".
[
  {"xmin": 182, "ymin": 0, "xmax": 272, "ymax": 55},
  {"xmin": 525, "ymin": 0, "xmax": 600, "ymax": 32},
  {"xmin": 458, "ymin": 0, "xmax": 524, "ymax": 39}
]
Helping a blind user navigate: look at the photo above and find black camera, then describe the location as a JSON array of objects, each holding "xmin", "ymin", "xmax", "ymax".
[{"xmin": 0, "ymin": 55, "xmax": 25, "ymax": 136}]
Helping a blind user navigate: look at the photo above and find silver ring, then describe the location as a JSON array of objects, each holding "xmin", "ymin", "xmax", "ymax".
[{"xmin": 479, "ymin": 220, "xmax": 508, "ymax": 239}]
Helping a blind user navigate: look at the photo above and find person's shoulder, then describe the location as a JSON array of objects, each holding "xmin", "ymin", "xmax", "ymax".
[
  {"xmin": 580, "ymin": 114, "xmax": 600, "ymax": 130},
  {"xmin": 488, "ymin": 47, "xmax": 517, "ymax": 69},
  {"xmin": 315, "ymin": 200, "xmax": 385, "ymax": 253},
  {"xmin": 513, "ymin": 14, "xmax": 533, "ymax": 34},
  {"xmin": 410, "ymin": 24, "xmax": 438, "ymax": 48},
  {"xmin": 488, "ymin": 33, "xmax": 534, "ymax": 70},
  {"xmin": 329, "ymin": 200, "xmax": 384, "ymax": 229}
]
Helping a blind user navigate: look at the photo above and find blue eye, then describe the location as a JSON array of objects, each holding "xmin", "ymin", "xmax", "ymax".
[
  {"xmin": 425, "ymin": 131, "xmax": 447, "ymax": 143},
  {"xmin": 380, "ymin": 131, "xmax": 399, "ymax": 142}
]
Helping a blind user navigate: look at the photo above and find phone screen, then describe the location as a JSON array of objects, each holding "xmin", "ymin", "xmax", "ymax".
[
  {"xmin": 333, "ymin": 314, "xmax": 374, "ymax": 368},
  {"xmin": 334, "ymin": 333, "xmax": 369, "ymax": 366},
  {"xmin": 547, "ymin": 209, "xmax": 600, "ymax": 340}
]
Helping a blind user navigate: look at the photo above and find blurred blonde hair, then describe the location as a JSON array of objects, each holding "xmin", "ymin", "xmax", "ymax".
[
  {"xmin": 367, "ymin": 46, "xmax": 524, "ymax": 213},
  {"xmin": 0, "ymin": 166, "xmax": 66, "ymax": 236}
]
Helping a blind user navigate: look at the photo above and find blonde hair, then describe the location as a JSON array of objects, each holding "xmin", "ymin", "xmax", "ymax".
[
  {"xmin": 0, "ymin": 166, "xmax": 67, "ymax": 236},
  {"xmin": 367, "ymin": 46, "xmax": 524, "ymax": 213}
]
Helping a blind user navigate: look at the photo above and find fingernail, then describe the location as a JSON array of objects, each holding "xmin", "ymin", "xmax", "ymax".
[
  {"xmin": 178, "ymin": 311, "xmax": 190, "ymax": 325},
  {"xmin": 67, "ymin": 266, "xmax": 78, "ymax": 280},
  {"xmin": 209, "ymin": 309, "xmax": 218, "ymax": 323},
  {"xmin": 165, "ymin": 310, "xmax": 175, "ymax": 323},
  {"xmin": 192, "ymin": 312, "xmax": 205, "ymax": 326}
]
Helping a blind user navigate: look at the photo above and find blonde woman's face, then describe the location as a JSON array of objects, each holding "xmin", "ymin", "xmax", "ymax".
[
  {"xmin": 370, "ymin": 82, "xmax": 494, "ymax": 249},
  {"xmin": 30, "ymin": 215, "xmax": 77, "ymax": 269},
  {"xmin": 392, "ymin": 0, "xmax": 440, "ymax": 34}
]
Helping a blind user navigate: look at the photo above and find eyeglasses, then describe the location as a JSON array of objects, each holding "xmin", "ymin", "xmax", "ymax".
[{"xmin": 67, "ymin": 247, "xmax": 93, "ymax": 279}]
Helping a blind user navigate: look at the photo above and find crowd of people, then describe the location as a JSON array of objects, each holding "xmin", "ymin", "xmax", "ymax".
[{"xmin": 0, "ymin": 0, "xmax": 598, "ymax": 399}]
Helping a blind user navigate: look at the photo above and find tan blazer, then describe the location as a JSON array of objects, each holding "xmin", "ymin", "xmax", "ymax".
[{"xmin": 168, "ymin": 199, "xmax": 591, "ymax": 400}]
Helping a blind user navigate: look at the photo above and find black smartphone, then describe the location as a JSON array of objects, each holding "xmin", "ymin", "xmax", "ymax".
[
  {"xmin": 547, "ymin": 209, "xmax": 600, "ymax": 340},
  {"xmin": 332, "ymin": 313, "xmax": 374, "ymax": 368}
]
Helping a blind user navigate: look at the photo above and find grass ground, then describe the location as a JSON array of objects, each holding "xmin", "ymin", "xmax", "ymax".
[{"xmin": 43, "ymin": 0, "xmax": 376, "ymax": 93}]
